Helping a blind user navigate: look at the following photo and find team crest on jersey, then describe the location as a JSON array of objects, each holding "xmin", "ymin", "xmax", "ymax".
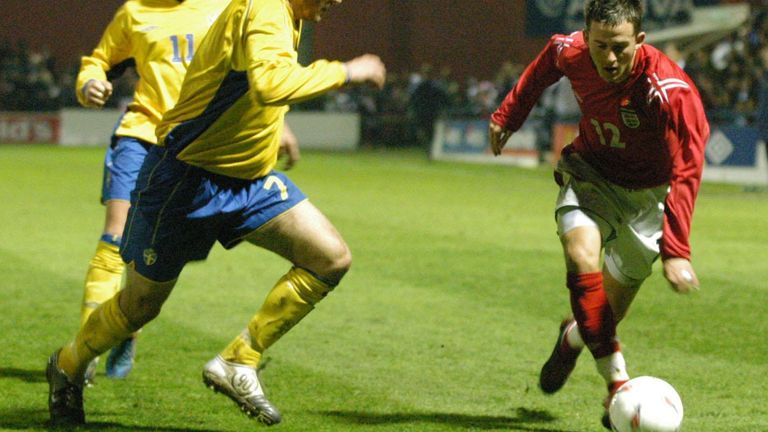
[
  {"xmin": 620, "ymin": 108, "xmax": 640, "ymax": 129},
  {"xmin": 143, "ymin": 248, "xmax": 158, "ymax": 266}
]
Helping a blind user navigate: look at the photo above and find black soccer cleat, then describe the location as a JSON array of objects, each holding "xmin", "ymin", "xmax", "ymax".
[
  {"xmin": 46, "ymin": 350, "xmax": 85, "ymax": 426},
  {"xmin": 601, "ymin": 410, "xmax": 612, "ymax": 430},
  {"xmin": 601, "ymin": 379, "xmax": 627, "ymax": 430},
  {"xmin": 539, "ymin": 318, "xmax": 583, "ymax": 394}
]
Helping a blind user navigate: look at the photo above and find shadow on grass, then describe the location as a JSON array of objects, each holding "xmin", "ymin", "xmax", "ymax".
[
  {"xmin": 321, "ymin": 407, "xmax": 578, "ymax": 432},
  {"xmin": 0, "ymin": 367, "xmax": 46, "ymax": 383},
  {"xmin": 0, "ymin": 408, "xmax": 223, "ymax": 432}
]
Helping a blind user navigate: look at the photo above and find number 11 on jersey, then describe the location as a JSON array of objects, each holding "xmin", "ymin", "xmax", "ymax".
[{"xmin": 170, "ymin": 34, "xmax": 194, "ymax": 63}]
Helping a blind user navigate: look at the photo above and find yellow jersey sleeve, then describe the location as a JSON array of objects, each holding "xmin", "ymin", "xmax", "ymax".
[
  {"xmin": 158, "ymin": 0, "xmax": 347, "ymax": 180},
  {"xmin": 76, "ymin": 0, "xmax": 226, "ymax": 145},
  {"xmin": 243, "ymin": 2, "xmax": 348, "ymax": 106},
  {"xmin": 76, "ymin": 4, "xmax": 132, "ymax": 105}
]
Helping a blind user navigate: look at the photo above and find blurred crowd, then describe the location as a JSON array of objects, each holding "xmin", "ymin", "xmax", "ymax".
[
  {"xmin": 0, "ymin": 40, "xmax": 136, "ymax": 112},
  {"xmin": 3, "ymin": 6, "xmax": 768, "ymax": 146}
]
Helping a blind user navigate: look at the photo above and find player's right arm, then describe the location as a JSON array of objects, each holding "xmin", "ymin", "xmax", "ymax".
[
  {"xmin": 243, "ymin": 2, "xmax": 385, "ymax": 106},
  {"xmin": 489, "ymin": 121, "xmax": 512, "ymax": 156},
  {"xmin": 343, "ymin": 54, "xmax": 386, "ymax": 89},
  {"xmin": 490, "ymin": 35, "xmax": 566, "ymax": 155},
  {"xmin": 76, "ymin": 5, "xmax": 132, "ymax": 108}
]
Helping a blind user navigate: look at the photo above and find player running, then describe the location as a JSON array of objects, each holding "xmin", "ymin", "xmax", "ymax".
[
  {"xmin": 47, "ymin": 0, "xmax": 385, "ymax": 426},
  {"xmin": 488, "ymin": 0, "xmax": 708, "ymax": 428},
  {"xmin": 73, "ymin": 0, "xmax": 227, "ymax": 383}
]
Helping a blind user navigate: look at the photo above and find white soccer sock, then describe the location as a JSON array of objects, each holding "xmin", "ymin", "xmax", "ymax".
[
  {"xmin": 596, "ymin": 351, "xmax": 630, "ymax": 385},
  {"xmin": 565, "ymin": 321, "xmax": 586, "ymax": 350}
]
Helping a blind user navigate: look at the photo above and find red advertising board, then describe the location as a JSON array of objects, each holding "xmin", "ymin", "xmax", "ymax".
[
  {"xmin": 0, "ymin": 112, "xmax": 60, "ymax": 144},
  {"xmin": 550, "ymin": 122, "xmax": 579, "ymax": 166}
]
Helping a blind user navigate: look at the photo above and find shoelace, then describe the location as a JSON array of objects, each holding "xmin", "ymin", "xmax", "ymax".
[{"xmin": 54, "ymin": 383, "xmax": 83, "ymax": 409}]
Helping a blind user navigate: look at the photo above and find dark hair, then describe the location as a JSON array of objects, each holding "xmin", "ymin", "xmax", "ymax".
[{"xmin": 584, "ymin": 0, "xmax": 643, "ymax": 34}]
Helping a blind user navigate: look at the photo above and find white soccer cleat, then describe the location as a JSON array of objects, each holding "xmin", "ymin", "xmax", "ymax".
[{"xmin": 202, "ymin": 355, "xmax": 282, "ymax": 426}]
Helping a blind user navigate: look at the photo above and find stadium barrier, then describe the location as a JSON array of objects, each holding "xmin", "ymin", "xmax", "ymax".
[
  {"xmin": 704, "ymin": 125, "xmax": 768, "ymax": 186},
  {"xmin": 430, "ymin": 118, "xmax": 539, "ymax": 167},
  {"xmin": 430, "ymin": 118, "xmax": 768, "ymax": 186},
  {"xmin": 0, "ymin": 112, "xmax": 60, "ymax": 144},
  {"xmin": 0, "ymin": 110, "xmax": 360, "ymax": 150}
]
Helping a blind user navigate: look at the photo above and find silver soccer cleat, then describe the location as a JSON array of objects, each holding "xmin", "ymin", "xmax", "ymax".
[
  {"xmin": 83, "ymin": 357, "xmax": 98, "ymax": 387},
  {"xmin": 202, "ymin": 355, "xmax": 282, "ymax": 426}
]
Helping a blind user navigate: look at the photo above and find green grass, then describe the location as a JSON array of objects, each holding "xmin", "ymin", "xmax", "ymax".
[{"xmin": 0, "ymin": 145, "xmax": 766, "ymax": 431}]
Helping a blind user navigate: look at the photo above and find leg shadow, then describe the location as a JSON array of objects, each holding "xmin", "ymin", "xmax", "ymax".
[{"xmin": 321, "ymin": 406, "xmax": 578, "ymax": 432}]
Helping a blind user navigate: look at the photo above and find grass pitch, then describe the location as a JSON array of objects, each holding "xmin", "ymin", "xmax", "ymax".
[{"xmin": 0, "ymin": 145, "xmax": 766, "ymax": 431}]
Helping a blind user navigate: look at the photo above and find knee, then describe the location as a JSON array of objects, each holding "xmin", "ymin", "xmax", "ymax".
[
  {"xmin": 563, "ymin": 238, "xmax": 601, "ymax": 273},
  {"xmin": 560, "ymin": 224, "xmax": 602, "ymax": 273},
  {"xmin": 120, "ymin": 268, "xmax": 175, "ymax": 327},
  {"xmin": 326, "ymin": 242, "xmax": 352, "ymax": 285},
  {"xmin": 120, "ymin": 293, "xmax": 163, "ymax": 328},
  {"xmin": 312, "ymin": 240, "xmax": 351, "ymax": 287}
]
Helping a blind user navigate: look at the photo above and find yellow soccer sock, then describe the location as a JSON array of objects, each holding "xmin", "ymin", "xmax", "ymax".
[
  {"xmin": 221, "ymin": 267, "xmax": 333, "ymax": 366},
  {"xmin": 220, "ymin": 330, "xmax": 262, "ymax": 368},
  {"xmin": 81, "ymin": 239, "xmax": 125, "ymax": 327},
  {"xmin": 59, "ymin": 292, "xmax": 137, "ymax": 380}
]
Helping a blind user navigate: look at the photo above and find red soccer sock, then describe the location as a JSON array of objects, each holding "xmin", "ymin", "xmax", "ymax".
[{"xmin": 567, "ymin": 271, "xmax": 619, "ymax": 359}]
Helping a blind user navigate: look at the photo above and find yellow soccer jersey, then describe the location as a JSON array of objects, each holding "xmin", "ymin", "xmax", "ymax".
[
  {"xmin": 76, "ymin": 0, "xmax": 226, "ymax": 144},
  {"xmin": 156, "ymin": 0, "xmax": 348, "ymax": 180}
]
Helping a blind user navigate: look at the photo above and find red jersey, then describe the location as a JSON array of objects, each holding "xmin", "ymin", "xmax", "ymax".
[{"xmin": 492, "ymin": 32, "xmax": 709, "ymax": 260}]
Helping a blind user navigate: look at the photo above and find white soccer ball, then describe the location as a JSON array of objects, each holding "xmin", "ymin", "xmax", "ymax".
[{"xmin": 608, "ymin": 376, "xmax": 684, "ymax": 432}]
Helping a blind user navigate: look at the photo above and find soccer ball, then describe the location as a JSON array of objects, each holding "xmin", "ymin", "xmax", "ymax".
[{"xmin": 608, "ymin": 376, "xmax": 684, "ymax": 432}]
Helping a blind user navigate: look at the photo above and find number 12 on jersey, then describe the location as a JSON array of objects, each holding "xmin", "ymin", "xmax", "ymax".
[{"xmin": 590, "ymin": 118, "xmax": 626, "ymax": 149}]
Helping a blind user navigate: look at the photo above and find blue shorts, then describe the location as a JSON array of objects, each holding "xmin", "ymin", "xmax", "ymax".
[
  {"xmin": 101, "ymin": 136, "xmax": 151, "ymax": 202},
  {"xmin": 120, "ymin": 146, "xmax": 307, "ymax": 282}
]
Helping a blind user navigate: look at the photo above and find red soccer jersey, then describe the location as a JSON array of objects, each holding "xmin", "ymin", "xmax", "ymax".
[{"xmin": 492, "ymin": 31, "xmax": 710, "ymax": 260}]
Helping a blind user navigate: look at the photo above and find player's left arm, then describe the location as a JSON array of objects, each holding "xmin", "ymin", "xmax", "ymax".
[
  {"xmin": 490, "ymin": 36, "xmax": 565, "ymax": 155},
  {"xmin": 661, "ymin": 85, "xmax": 710, "ymax": 293}
]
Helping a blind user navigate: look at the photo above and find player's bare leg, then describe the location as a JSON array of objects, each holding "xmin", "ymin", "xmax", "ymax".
[
  {"xmin": 102, "ymin": 200, "xmax": 141, "ymax": 379},
  {"xmin": 602, "ymin": 271, "xmax": 640, "ymax": 323},
  {"xmin": 540, "ymin": 225, "xmax": 603, "ymax": 393},
  {"xmin": 83, "ymin": 200, "xmax": 130, "ymax": 329},
  {"xmin": 539, "ymin": 224, "xmax": 630, "ymax": 428},
  {"xmin": 49, "ymin": 267, "xmax": 175, "ymax": 425},
  {"xmin": 81, "ymin": 200, "xmax": 138, "ymax": 384},
  {"xmin": 208, "ymin": 200, "xmax": 351, "ymax": 425},
  {"xmin": 599, "ymin": 270, "xmax": 641, "ymax": 428},
  {"xmin": 540, "ymin": 270, "xmax": 639, "ymax": 394},
  {"xmin": 246, "ymin": 200, "xmax": 351, "ymax": 285}
]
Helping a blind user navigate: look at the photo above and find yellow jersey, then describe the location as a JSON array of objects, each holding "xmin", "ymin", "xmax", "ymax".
[
  {"xmin": 156, "ymin": 0, "xmax": 348, "ymax": 180},
  {"xmin": 76, "ymin": 0, "xmax": 227, "ymax": 144}
]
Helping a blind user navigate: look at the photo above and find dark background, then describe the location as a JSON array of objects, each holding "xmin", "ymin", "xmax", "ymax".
[{"xmin": 1, "ymin": 0, "xmax": 546, "ymax": 81}]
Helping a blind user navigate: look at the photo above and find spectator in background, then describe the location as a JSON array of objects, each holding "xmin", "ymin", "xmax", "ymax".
[
  {"xmin": 494, "ymin": 61, "xmax": 521, "ymax": 105},
  {"xmin": 410, "ymin": 64, "xmax": 449, "ymax": 148},
  {"xmin": 663, "ymin": 42, "xmax": 686, "ymax": 69},
  {"xmin": 755, "ymin": 45, "xmax": 768, "ymax": 155}
]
